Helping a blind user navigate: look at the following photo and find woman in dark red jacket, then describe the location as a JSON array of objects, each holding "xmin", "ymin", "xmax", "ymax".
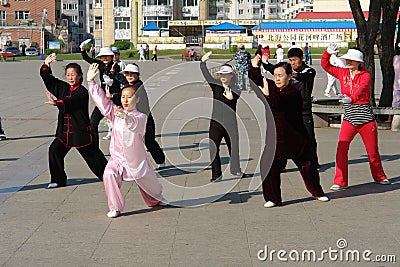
[
  {"xmin": 40, "ymin": 54, "xmax": 108, "ymax": 188},
  {"xmin": 249, "ymin": 55, "xmax": 328, "ymax": 207},
  {"xmin": 321, "ymin": 44, "xmax": 390, "ymax": 190}
]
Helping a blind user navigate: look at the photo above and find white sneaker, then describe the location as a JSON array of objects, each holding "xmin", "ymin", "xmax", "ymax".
[
  {"xmin": 378, "ymin": 179, "xmax": 391, "ymax": 185},
  {"xmin": 107, "ymin": 210, "xmax": 121, "ymax": 218},
  {"xmin": 47, "ymin": 183, "xmax": 58, "ymax": 189},
  {"xmin": 0, "ymin": 134, "xmax": 6, "ymax": 141},
  {"xmin": 316, "ymin": 196, "xmax": 330, "ymax": 202},
  {"xmin": 330, "ymin": 184, "xmax": 348, "ymax": 191},
  {"xmin": 158, "ymin": 198, "xmax": 169, "ymax": 206},
  {"xmin": 102, "ymin": 133, "xmax": 111, "ymax": 140},
  {"xmin": 324, "ymin": 93, "xmax": 331, "ymax": 98},
  {"xmin": 263, "ymin": 201, "xmax": 277, "ymax": 208},
  {"xmin": 157, "ymin": 162, "xmax": 165, "ymax": 169}
]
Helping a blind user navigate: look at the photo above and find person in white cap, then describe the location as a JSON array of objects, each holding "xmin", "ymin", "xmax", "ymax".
[
  {"xmin": 119, "ymin": 63, "xmax": 166, "ymax": 169},
  {"xmin": 321, "ymin": 44, "xmax": 390, "ymax": 191},
  {"xmin": 200, "ymin": 52, "xmax": 243, "ymax": 182},
  {"xmin": 86, "ymin": 63, "xmax": 167, "ymax": 218},
  {"xmin": 80, "ymin": 40, "xmax": 123, "ymax": 145}
]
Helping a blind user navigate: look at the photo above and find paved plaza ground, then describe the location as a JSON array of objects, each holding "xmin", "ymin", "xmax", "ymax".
[{"xmin": 0, "ymin": 58, "xmax": 399, "ymax": 266}]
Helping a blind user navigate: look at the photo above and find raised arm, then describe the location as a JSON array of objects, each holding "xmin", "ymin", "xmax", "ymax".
[{"xmin": 40, "ymin": 54, "xmax": 68, "ymax": 98}]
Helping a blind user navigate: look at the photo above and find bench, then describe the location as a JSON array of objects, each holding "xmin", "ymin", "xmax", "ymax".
[
  {"xmin": 312, "ymin": 104, "xmax": 400, "ymax": 130},
  {"xmin": 0, "ymin": 52, "xmax": 15, "ymax": 61}
]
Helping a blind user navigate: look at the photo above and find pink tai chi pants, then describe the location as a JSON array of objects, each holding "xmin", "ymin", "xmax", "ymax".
[
  {"xmin": 334, "ymin": 120, "xmax": 387, "ymax": 186},
  {"xmin": 103, "ymin": 159, "xmax": 163, "ymax": 212}
]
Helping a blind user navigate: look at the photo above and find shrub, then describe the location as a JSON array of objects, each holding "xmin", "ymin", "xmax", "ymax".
[
  {"xmin": 112, "ymin": 41, "xmax": 133, "ymax": 50},
  {"xmin": 128, "ymin": 51, "xmax": 135, "ymax": 58},
  {"xmin": 45, "ymin": 49, "xmax": 60, "ymax": 55},
  {"xmin": 230, "ymin": 45, "xmax": 238, "ymax": 53}
]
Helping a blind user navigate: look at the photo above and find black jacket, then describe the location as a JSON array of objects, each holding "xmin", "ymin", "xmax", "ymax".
[
  {"xmin": 40, "ymin": 64, "xmax": 92, "ymax": 148},
  {"xmin": 200, "ymin": 61, "xmax": 240, "ymax": 125}
]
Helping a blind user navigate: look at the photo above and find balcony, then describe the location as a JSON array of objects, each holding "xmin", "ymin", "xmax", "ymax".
[
  {"xmin": 142, "ymin": 6, "xmax": 172, "ymax": 17},
  {"xmin": 114, "ymin": 7, "xmax": 131, "ymax": 17}
]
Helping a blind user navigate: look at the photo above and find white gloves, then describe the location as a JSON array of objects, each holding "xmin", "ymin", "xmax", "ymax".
[
  {"xmin": 327, "ymin": 43, "xmax": 339, "ymax": 55},
  {"xmin": 79, "ymin": 39, "xmax": 92, "ymax": 49},
  {"xmin": 87, "ymin": 63, "xmax": 99, "ymax": 81},
  {"xmin": 338, "ymin": 94, "xmax": 352, "ymax": 104},
  {"xmin": 223, "ymin": 87, "xmax": 234, "ymax": 100},
  {"xmin": 201, "ymin": 51, "xmax": 212, "ymax": 62},
  {"xmin": 114, "ymin": 106, "xmax": 128, "ymax": 120},
  {"xmin": 103, "ymin": 75, "xmax": 113, "ymax": 86}
]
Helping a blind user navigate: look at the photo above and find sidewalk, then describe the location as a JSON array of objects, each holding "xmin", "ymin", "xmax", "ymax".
[{"xmin": 0, "ymin": 60, "xmax": 399, "ymax": 266}]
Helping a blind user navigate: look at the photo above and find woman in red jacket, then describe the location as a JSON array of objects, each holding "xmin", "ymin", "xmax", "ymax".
[{"xmin": 321, "ymin": 44, "xmax": 390, "ymax": 190}]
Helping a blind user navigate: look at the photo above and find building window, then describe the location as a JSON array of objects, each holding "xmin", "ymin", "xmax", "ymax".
[
  {"xmin": 0, "ymin": 11, "xmax": 5, "ymax": 26},
  {"xmin": 79, "ymin": 22, "xmax": 84, "ymax": 28},
  {"xmin": 238, "ymin": 9, "xmax": 243, "ymax": 15},
  {"xmin": 115, "ymin": 17, "xmax": 130, "ymax": 29},
  {"xmin": 95, "ymin": 0, "xmax": 102, "ymax": 7},
  {"xmin": 15, "ymin": 0, "xmax": 29, "ymax": 1},
  {"xmin": 79, "ymin": 11, "xmax": 84, "ymax": 17},
  {"xmin": 63, "ymin": 4, "xmax": 78, "ymax": 9},
  {"xmin": 114, "ymin": 0, "xmax": 130, "ymax": 7},
  {"xmin": 94, "ymin": 16, "xmax": 102, "ymax": 30},
  {"xmin": 79, "ymin": 0, "xmax": 84, "ymax": 5},
  {"xmin": 144, "ymin": 0, "xmax": 170, "ymax": 5},
  {"xmin": 15, "ymin": 11, "xmax": 30, "ymax": 20}
]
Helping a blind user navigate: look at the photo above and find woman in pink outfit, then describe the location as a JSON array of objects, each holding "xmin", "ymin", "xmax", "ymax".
[
  {"xmin": 86, "ymin": 63, "xmax": 165, "ymax": 218},
  {"xmin": 321, "ymin": 44, "xmax": 390, "ymax": 191}
]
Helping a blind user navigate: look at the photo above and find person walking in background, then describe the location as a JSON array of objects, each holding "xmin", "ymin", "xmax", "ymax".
[
  {"xmin": 145, "ymin": 44, "xmax": 150, "ymax": 60},
  {"xmin": 90, "ymin": 45, "xmax": 96, "ymax": 59},
  {"xmin": 120, "ymin": 64, "xmax": 166, "ymax": 169},
  {"xmin": 275, "ymin": 44, "xmax": 284, "ymax": 63},
  {"xmin": 232, "ymin": 44, "xmax": 251, "ymax": 91},
  {"xmin": 308, "ymin": 45, "xmax": 313, "ymax": 65},
  {"xmin": 86, "ymin": 63, "xmax": 166, "ymax": 218},
  {"xmin": 200, "ymin": 52, "xmax": 243, "ymax": 182},
  {"xmin": 392, "ymin": 43, "xmax": 400, "ymax": 108},
  {"xmin": 189, "ymin": 48, "xmax": 197, "ymax": 61},
  {"xmin": 39, "ymin": 54, "xmax": 107, "ymax": 189},
  {"xmin": 151, "ymin": 45, "xmax": 158, "ymax": 61},
  {"xmin": 324, "ymin": 50, "xmax": 345, "ymax": 98},
  {"xmin": 20, "ymin": 42, "xmax": 27, "ymax": 56},
  {"xmin": 139, "ymin": 45, "xmax": 146, "ymax": 62},
  {"xmin": 321, "ymin": 44, "xmax": 390, "ymax": 190},
  {"xmin": 255, "ymin": 44, "xmax": 263, "ymax": 56},
  {"xmin": 304, "ymin": 43, "xmax": 310, "ymax": 64},
  {"xmin": 249, "ymin": 55, "xmax": 329, "ymax": 208},
  {"xmin": 0, "ymin": 117, "xmax": 6, "ymax": 140}
]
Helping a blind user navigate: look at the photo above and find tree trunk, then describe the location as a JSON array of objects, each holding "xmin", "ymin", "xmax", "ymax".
[
  {"xmin": 378, "ymin": 0, "xmax": 400, "ymax": 108},
  {"xmin": 348, "ymin": 0, "xmax": 381, "ymax": 106}
]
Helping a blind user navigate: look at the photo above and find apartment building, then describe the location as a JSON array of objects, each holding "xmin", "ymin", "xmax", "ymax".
[{"xmin": 0, "ymin": 0, "xmax": 56, "ymax": 50}]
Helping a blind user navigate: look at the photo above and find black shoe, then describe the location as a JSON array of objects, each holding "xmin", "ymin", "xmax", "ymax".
[
  {"xmin": 280, "ymin": 168, "xmax": 287, "ymax": 173},
  {"xmin": 210, "ymin": 176, "xmax": 222, "ymax": 183}
]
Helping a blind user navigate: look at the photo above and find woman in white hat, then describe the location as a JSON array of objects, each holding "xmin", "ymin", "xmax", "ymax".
[
  {"xmin": 80, "ymin": 41, "xmax": 123, "ymax": 145},
  {"xmin": 321, "ymin": 44, "xmax": 390, "ymax": 191}
]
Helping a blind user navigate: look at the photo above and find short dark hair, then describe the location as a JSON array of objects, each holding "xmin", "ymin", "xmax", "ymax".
[
  {"xmin": 121, "ymin": 84, "xmax": 138, "ymax": 95},
  {"xmin": 287, "ymin": 47, "xmax": 303, "ymax": 59},
  {"xmin": 65, "ymin": 63, "xmax": 83, "ymax": 84},
  {"xmin": 274, "ymin": 62, "xmax": 292, "ymax": 76}
]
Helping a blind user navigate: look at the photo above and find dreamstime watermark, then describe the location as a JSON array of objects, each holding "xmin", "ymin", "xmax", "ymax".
[{"xmin": 257, "ymin": 238, "xmax": 397, "ymax": 263}]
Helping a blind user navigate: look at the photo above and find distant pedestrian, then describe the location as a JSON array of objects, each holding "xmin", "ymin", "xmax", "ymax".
[
  {"xmin": 151, "ymin": 45, "xmax": 158, "ymax": 61},
  {"xmin": 255, "ymin": 44, "xmax": 262, "ymax": 56},
  {"xmin": 275, "ymin": 44, "xmax": 284, "ymax": 63},
  {"xmin": 0, "ymin": 117, "xmax": 6, "ymax": 140},
  {"xmin": 91, "ymin": 45, "xmax": 96, "ymax": 58},
  {"xmin": 308, "ymin": 46, "xmax": 313, "ymax": 65},
  {"xmin": 87, "ymin": 63, "xmax": 166, "ymax": 218},
  {"xmin": 262, "ymin": 45, "xmax": 270, "ymax": 59},
  {"xmin": 324, "ymin": 51, "xmax": 345, "ymax": 97},
  {"xmin": 304, "ymin": 43, "xmax": 310, "ymax": 64},
  {"xmin": 393, "ymin": 43, "xmax": 400, "ymax": 108},
  {"xmin": 139, "ymin": 45, "xmax": 146, "ymax": 62},
  {"xmin": 189, "ymin": 48, "xmax": 197, "ymax": 61},
  {"xmin": 232, "ymin": 44, "xmax": 251, "ymax": 91},
  {"xmin": 145, "ymin": 44, "xmax": 150, "ymax": 60},
  {"xmin": 20, "ymin": 42, "xmax": 27, "ymax": 56},
  {"xmin": 40, "ymin": 54, "xmax": 108, "ymax": 189}
]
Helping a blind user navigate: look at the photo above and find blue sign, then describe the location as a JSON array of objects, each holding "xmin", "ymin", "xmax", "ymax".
[{"xmin": 48, "ymin": 41, "xmax": 61, "ymax": 49}]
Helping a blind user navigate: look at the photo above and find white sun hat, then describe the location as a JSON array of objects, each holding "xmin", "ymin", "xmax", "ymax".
[
  {"xmin": 340, "ymin": 49, "xmax": 364, "ymax": 62},
  {"xmin": 96, "ymin": 47, "xmax": 114, "ymax": 57},
  {"xmin": 120, "ymin": 64, "xmax": 140, "ymax": 74},
  {"xmin": 215, "ymin": 65, "xmax": 234, "ymax": 74}
]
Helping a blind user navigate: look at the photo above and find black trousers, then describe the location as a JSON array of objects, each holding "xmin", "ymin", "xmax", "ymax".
[
  {"xmin": 145, "ymin": 114, "xmax": 165, "ymax": 164},
  {"xmin": 281, "ymin": 114, "xmax": 319, "ymax": 169},
  {"xmin": 151, "ymin": 54, "xmax": 158, "ymax": 61},
  {"xmin": 48, "ymin": 138, "xmax": 108, "ymax": 186},
  {"xmin": 90, "ymin": 106, "xmax": 104, "ymax": 148},
  {"xmin": 209, "ymin": 120, "xmax": 241, "ymax": 178}
]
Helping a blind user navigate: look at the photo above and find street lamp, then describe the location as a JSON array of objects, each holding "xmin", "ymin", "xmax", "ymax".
[{"xmin": 41, "ymin": 9, "xmax": 47, "ymax": 59}]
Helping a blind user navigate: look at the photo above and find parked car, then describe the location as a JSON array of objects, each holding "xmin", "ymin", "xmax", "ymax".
[
  {"xmin": 25, "ymin": 47, "xmax": 39, "ymax": 56},
  {"xmin": 5, "ymin": 47, "xmax": 21, "ymax": 56}
]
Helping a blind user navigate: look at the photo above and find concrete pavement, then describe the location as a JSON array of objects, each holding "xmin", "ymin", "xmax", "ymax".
[{"xmin": 0, "ymin": 59, "xmax": 399, "ymax": 266}]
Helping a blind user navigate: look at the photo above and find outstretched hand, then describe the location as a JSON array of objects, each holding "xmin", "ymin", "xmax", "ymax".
[
  {"xmin": 258, "ymin": 77, "xmax": 269, "ymax": 96},
  {"xmin": 223, "ymin": 87, "xmax": 234, "ymax": 100},
  {"xmin": 201, "ymin": 51, "xmax": 212, "ymax": 62},
  {"xmin": 327, "ymin": 43, "xmax": 339, "ymax": 55},
  {"xmin": 44, "ymin": 91, "xmax": 56, "ymax": 106},
  {"xmin": 44, "ymin": 53, "xmax": 56, "ymax": 66},
  {"xmin": 87, "ymin": 63, "xmax": 99, "ymax": 81},
  {"xmin": 252, "ymin": 54, "xmax": 261, "ymax": 68}
]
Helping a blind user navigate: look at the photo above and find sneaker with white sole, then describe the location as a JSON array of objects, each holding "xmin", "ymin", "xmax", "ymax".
[
  {"xmin": 378, "ymin": 179, "xmax": 391, "ymax": 185},
  {"xmin": 107, "ymin": 210, "xmax": 121, "ymax": 218},
  {"xmin": 47, "ymin": 183, "xmax": 58, "ymax": 189},
  {"xmin": 263, "ymin": 201, "xmax": 277, "ymax": 208},
  {"xmin": 0, "ymin": 134, "xmax": 6, "ymax": 141},
  {"xmin": 316, "ymin": 196, "xmax": 330, "ymax": 202},
  {"xmin": 330, "ymin": 184, "xmax": 348, "ymax": 191},
  {"xmin": 324, "ymin": 93, "xmax": 331, "ymax": 98},
  {"xmin": 231, "ymin": 171, "xmax": 244, "ymax": 177}
]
